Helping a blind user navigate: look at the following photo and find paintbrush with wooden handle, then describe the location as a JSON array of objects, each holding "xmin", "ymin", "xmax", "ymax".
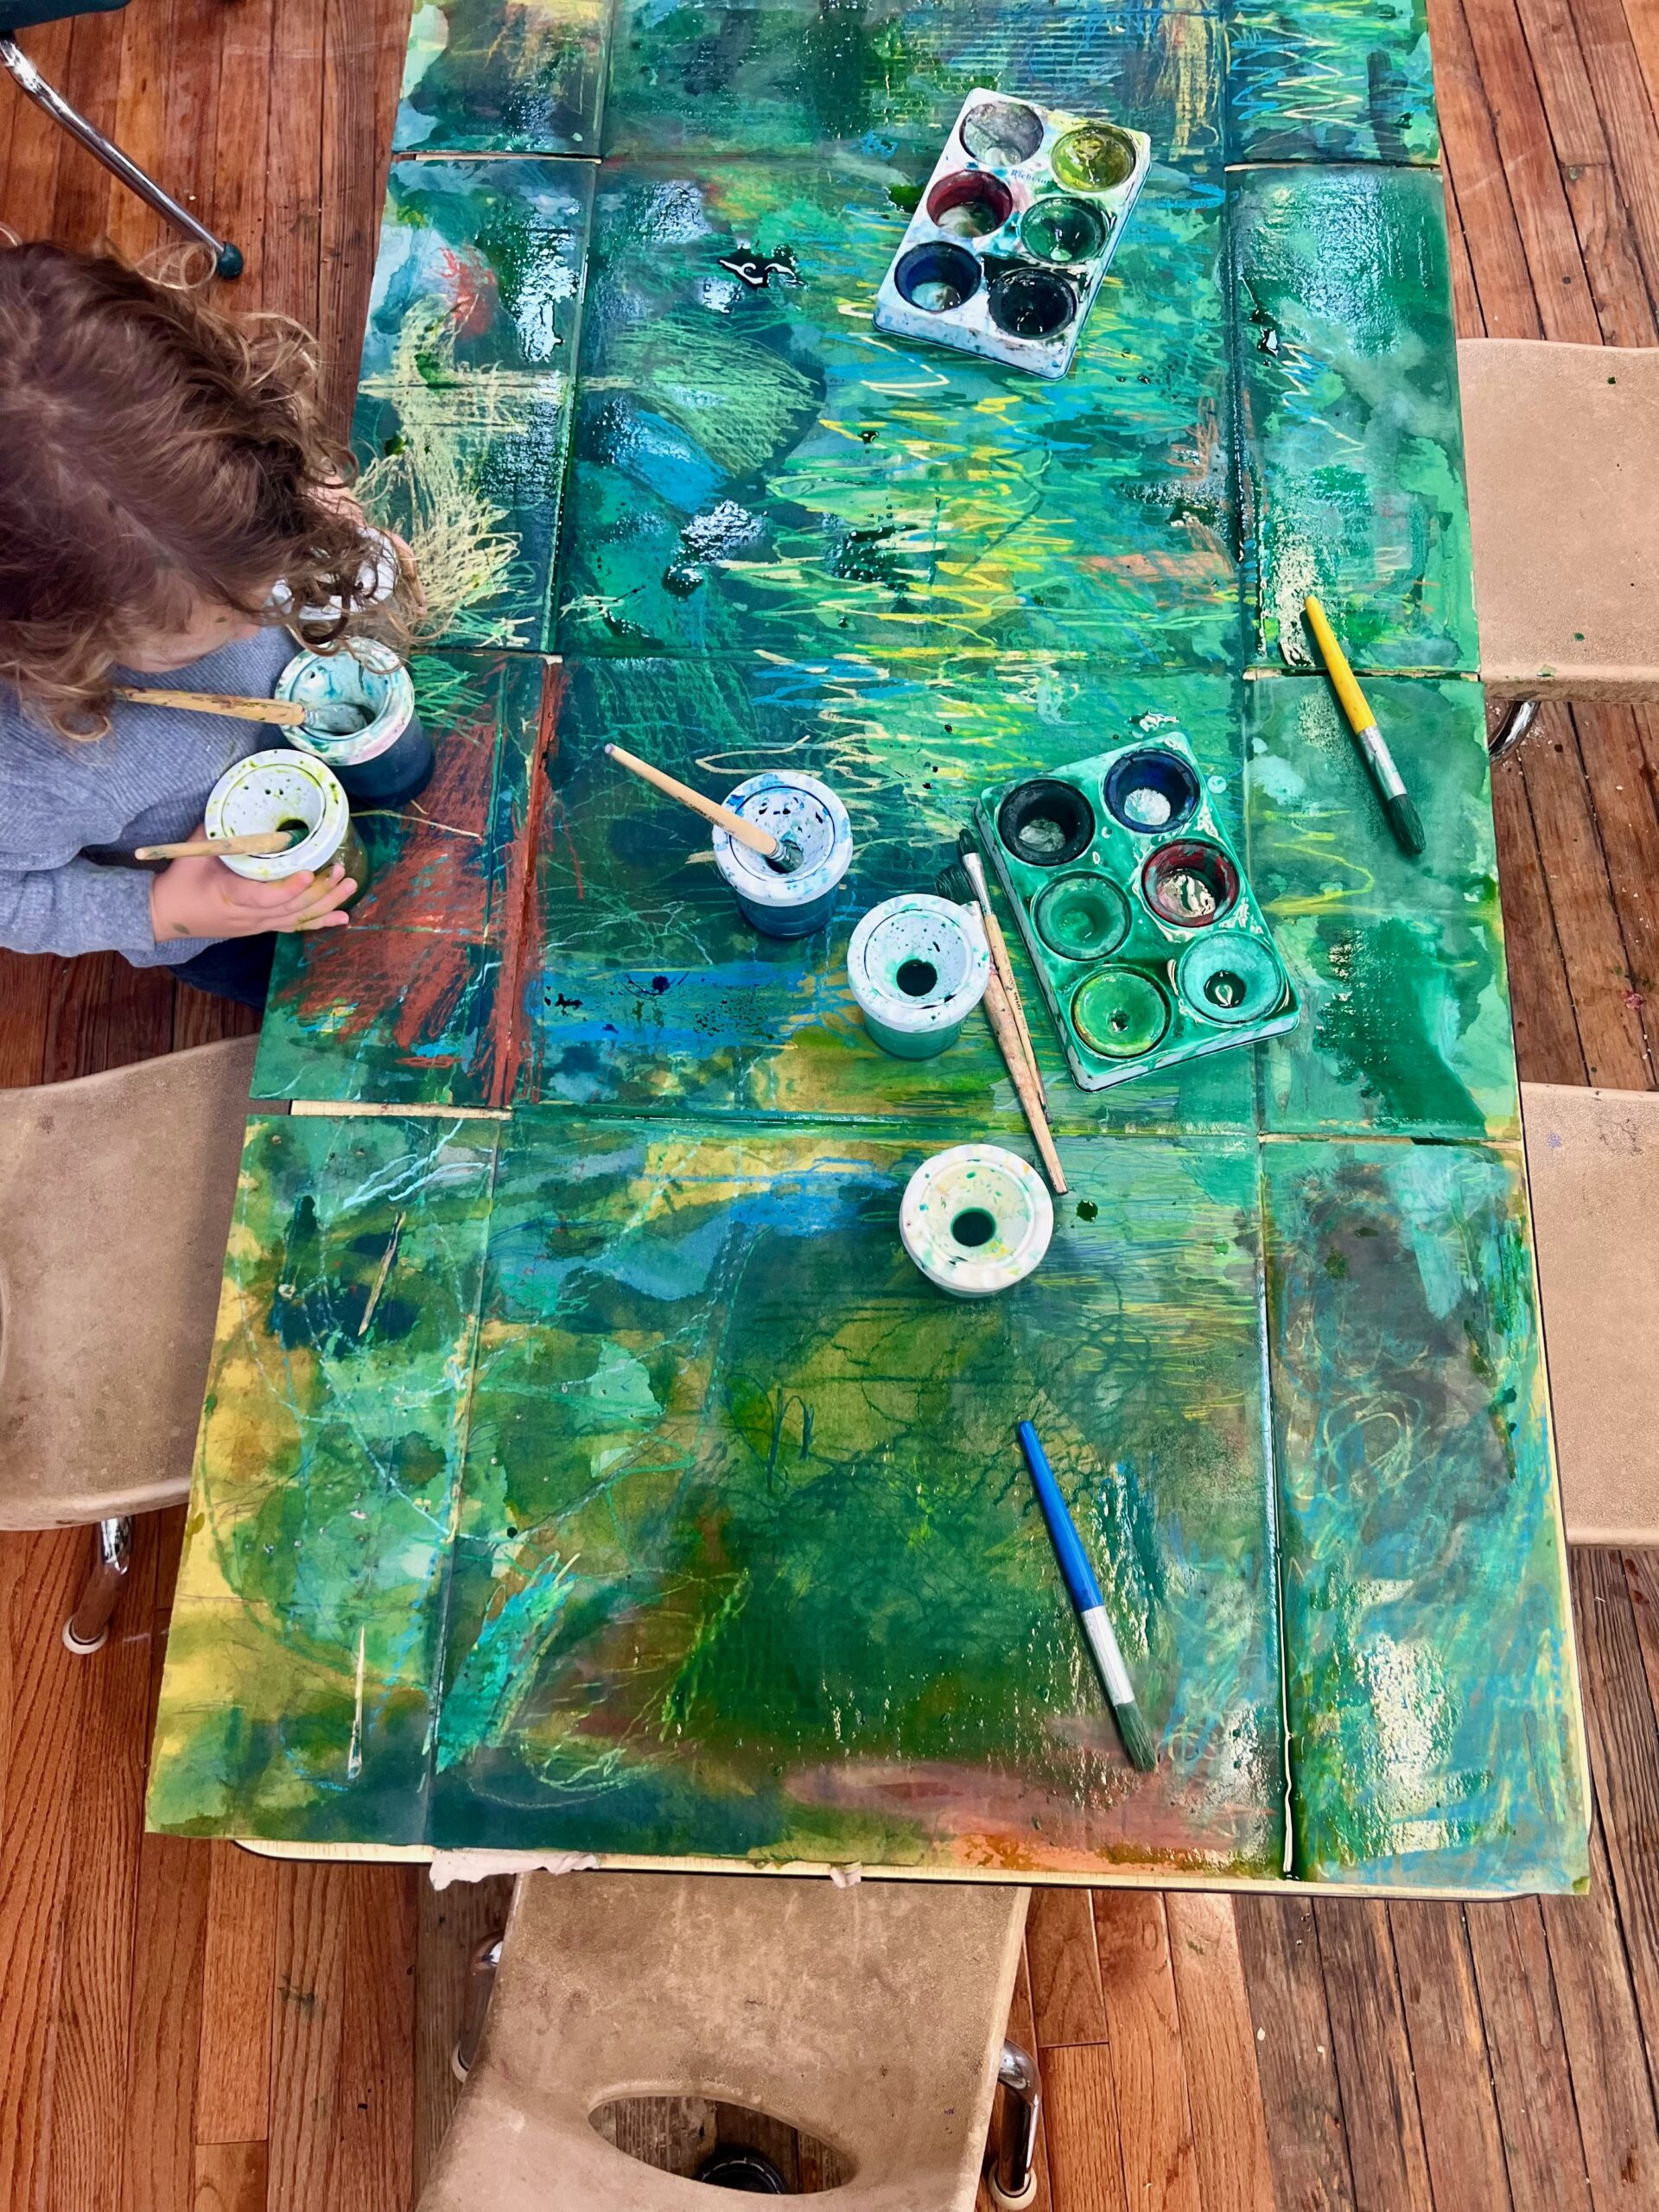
[
  {"xmin": 937, "ymin": 839, "xmax": 1048, "ymax": 1106},
  {"xmin": 983, "ymin": 967, "xmax": 1068, "ymax": 1195},
  {"xmin": 603, "ymin": 743, "xmax": 799, "ymax": 868},
  {"xmin": 134, "ymin": 831, "xmax": 302, "ymax": 862},
  {"xmin": 114, "ymin": 685, "xmax": 308, "ymax": 728}
]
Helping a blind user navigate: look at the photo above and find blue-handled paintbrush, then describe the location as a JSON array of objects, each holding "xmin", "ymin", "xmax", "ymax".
[{"xmin": 1016, "ymin": 1421, "xmax": 1156, "ymax": 1772}]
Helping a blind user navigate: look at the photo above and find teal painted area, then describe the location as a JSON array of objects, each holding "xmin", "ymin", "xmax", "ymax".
[
  {"xmin": 604, "ymin": 0, "xmax": 1226, "ymax": 164},
  {"xmin": 431, "ymin": 1116, "xmax": 1285, "ymax": 1867},
  {"xmin": 1229, "ymin": 0, "xmax": 1438, "ymax": 164},
  {"xmin": 396, "ymin": 0, "xmax": 613, "ymax": 155},
  {"xmin": 1262, "ymin": 1141, "xmax": 1587, "ymax": 1891},
  {"xmin": 254, "ymin": 652, "xmax": 546, "ymax": 1108},
  {"xmin": 148, "ymin": 1115, "xmax": 501, "ymax": 1840},
  {"xmin": 528, "ymin": 657, "xmax": 1255, "ymax": 1133},
  {"xmin": 556, "ymin": 142, "xmax": 1239, "ymax": 671},
  {"xmin": 1245, "ymin": 674, "xmax": 1520, "ymax": 1137},
  {"xmin": 354, "ymin": 157, "xmax": 594, "ymax": 652},
  {"xmin": 1231, "ymin": 163, "xmax": 1478, "ymax": 675}
]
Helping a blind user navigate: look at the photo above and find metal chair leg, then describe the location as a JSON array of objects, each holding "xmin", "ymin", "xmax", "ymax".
[
  {"xmin": 0, "ymin": 38, "xmax": 243, "ymax": 278},
  {"xmin": 986, "ymin": 2038, "xmax": 1042, "ymax": 2210},
  {"xmin": 452, "ymin": 1933, "xmax": 504, "ymax": 2082},
  {"xmin": 62, "ymin": 1516, "xmax": 133, "ymax": 1655},
  {"xmin": 1489, "ymin": 696, "xmax": 1540, "ymax": 762}
]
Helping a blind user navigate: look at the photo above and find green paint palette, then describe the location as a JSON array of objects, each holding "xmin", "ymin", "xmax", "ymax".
[
  {"xmin": 873, "ymin": 90, "xmax": 1150, "ymax": 379},
  {"xmin": 977, "ymin": 732, "xmax": 1298, "ymax": 1090}
]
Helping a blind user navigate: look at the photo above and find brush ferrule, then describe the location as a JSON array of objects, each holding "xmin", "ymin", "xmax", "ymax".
[{"xmin": 1078, "ymin": 1604, "xmax": 1135, "ymax": 1707}]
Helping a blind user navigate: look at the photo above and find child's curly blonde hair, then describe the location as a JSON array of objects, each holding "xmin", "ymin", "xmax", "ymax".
[{"xmin": 0, "ymin": 242, "xmax": 394, "ymax": 739}]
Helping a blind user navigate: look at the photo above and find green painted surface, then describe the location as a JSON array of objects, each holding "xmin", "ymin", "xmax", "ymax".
[
  {"xmin": 1262, "ymin": 1142, "xmax": 1586, "ymax": 1890},
  {"xmin": 253, "ymin": 651, "xmax": 548, "ymax": 1108},
  {"xmin": 1232, "ymin": 162, "xmax": 1478, "ymax": 676},
  {"xmin": 396, "ymin": 0, "xmax": 613, "ymax": 155},
  {"xmin": 149, "ymin": 0, "xmax": 1590, "ymax": 1891},
  {"xmin": 1245, "ymin": 674, "xmax": 1520, "ymax": 1138},
  {"xmin": 353, "ymin": 157, "xmax": 593, "ymax": 653},
  {"xmin": 1228, "ymin": 0, "xmax": 1438, "ymax": 164}
]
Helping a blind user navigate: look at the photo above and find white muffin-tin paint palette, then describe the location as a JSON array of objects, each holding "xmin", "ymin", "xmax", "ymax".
[{"xmin": 873, "ymin": 91, "xmax": 1151, "ymax": 379}]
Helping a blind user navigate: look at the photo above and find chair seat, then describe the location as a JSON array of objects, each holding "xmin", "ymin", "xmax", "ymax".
[
  {"xmin": 1460, "ymin": 339, "xmax": 1659, "ymax": 702},
  {"xmin": 0, "ymin": 3, "xmax": 126, "ymax": 33},
  {"xmin": 1522, "ymin": 1082, "xmax": 1659, "ymax": 1543},
  {"xmin": 0, "ymin": 1037, "xmax": 256, "ymax": 1529},
  {"xmin": 418, "ymin": 1871, "xmax": 1028, "ymax": 2212}
]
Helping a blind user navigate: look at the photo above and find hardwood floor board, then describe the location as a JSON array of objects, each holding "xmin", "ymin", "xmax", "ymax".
[
  {"xmin": 49, "ymin": 1, "xmax": 126, "ymax": 255},
  {"xmin": 1491, "ymin": 755, "xmax": 1591, "ymax": 1084},
  {"xmin": 1569, "ymin": 0, "xmax": 1659, "ymax": 317},
  {"xmin": 1624, "ymin": 1553, "xmax": 1659, "ymax": 1764},
  {"xmin": 1427, "ymin": 0, "xmax": 1546, "ymax": 334},
  {"xmin": 261, "ymin": 0, "xmax": 324, "ymax": 338},
  {"xmin": 0, "ymin": 1529, "xmax": 89, "ymax": 2212},
  {"xmin": 0, "ymin": 950, "xmax": 54, "ymax": 1088},
  {"xmin": 331, "ymin": 1866, "xmax": 417, "ymax": 2212},
  {"xmin": 1389, "ymin": 1902, "xmax": 1514, "ymax": 2212},
  {"xmin": 43, "ymin": 1543, "xmax": 158, "ymax": 2212},
  {"xmin": 1442, "ymin": 156, "xmax": 1488, "ymax": 335},
  {"xmin": 413, "ymin": 1873, "xmax": 512, "ymax": 2198},
  {"xmin": 1465, "ymin": 1896, "xmax": 1594, "ymax": 2211},
  {"xmin": 1563, "ymin": 165, "xmax": 1659, "ymax": 346},
  {"xmin": 1458, "ymin": 0, "xmax": 1603, "ymax": 340},
  {"xmin": 0, "ymin": 19, "xmax": 72, "ymax": 235},
  {"xmin": 172, "ymin": 982, "xmax": 261, "ymax": 1057},
  {"xmin": 119, "ymin": 1830, "xmax": 211, "ymax": 2212},
  {"xmin": 268, "ymin": 1862, "xmax": 350, "ymax": 2212},
  {"xmin": 1516, "ymin": 710, "xmax": 1654, "ymax": 1087},
  {"xmin": 1165, "ymin": 1897, "xmax": 1274, "ymax": 2212},
  {"xmin": 1090, "ymin": 1892, "xmax": 1199, "ymax": 2212},
  {"xmin": 1513, "ymin": 0, "xmax": 1614, "ymax": 164},
  {"xmin": 103, "ymin": 0, "xmax": 176, "ymax": 267},
  {"xmin": 317, "ymin": 0, "xmax": 405, "ymax": 437},
  {"xmin": 162, "ymin": 0, "xmax": 227, "ymax": 261},
  {"xmin": 193, "ymin": 2139, "xmax": 269, "ymax": 2212},
  {"xmin": 209, "ymin": 0, "xmax": 276, "ymax": 309},
  {"xmin": 1618, "ymin": 0, "xmax": 1659, "ymax": 142},
  {"xmin": 40, "ymin": 951, "xmax": 175, "ymax": 1086},
  {"xmin": 1567, "ymin": 704, "xmax": 1659, "ymax": 1055},
  {"xmin": 1570, "ymin": 1551, "xmax": 1659, "ymax": 2100},
  {"xmin": 197, "ymin": 1845, "xmax": 281, "ymax": 2145},
  {"xmin": 1541, "ymin": 1810, "xmax": 1659, "ymax": 2204},
  {"xmin": 1313, "ymin": 1900, "xmax": 1435, "ymax": 2212},
  {"xmin": 1027, "ymin": 1887, "xmax": 1109, "ymax": 2048},
  {"xmin": 1233, "ymin": 1895, "xmax": 1357, "ymax": 2212},
  {"xmin": 1042, "ymin": 2044, "xmax": 1131, "ymax": 2212}
]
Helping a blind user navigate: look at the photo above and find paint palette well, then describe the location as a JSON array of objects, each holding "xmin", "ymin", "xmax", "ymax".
[
  {"xmin": 977, "ymin": 732, "xmax": 1298, "ymax": 1090},
  {"xmin": 873, "ymin": 90, "xmax": 1150, "ymax": 379}
]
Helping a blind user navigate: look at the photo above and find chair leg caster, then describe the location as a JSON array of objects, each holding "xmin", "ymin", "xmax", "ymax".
[
  {"xmin": 61, "ymin": 1517, "xmax": 132, "ymax": 1656},
  {"xmin": 451, "ymin": 1934, "xmax": 504, "ymax": 2082},
  {"xmin": 1489, "ymin": 697, "xmax": 1540, "ymax": 761},
  {"xmin": 985, "ymin": 2038, "xmax": 1042, "ymax": 2209}
]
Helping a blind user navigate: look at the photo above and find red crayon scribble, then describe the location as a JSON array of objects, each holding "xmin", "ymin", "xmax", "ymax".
[{"xmin": 490, "ymin": 657, "xmax": 563, "ymax": 1108}]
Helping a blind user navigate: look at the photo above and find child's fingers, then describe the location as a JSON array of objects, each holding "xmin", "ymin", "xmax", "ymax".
[{"xmin": 293, "ymin": 911, "xmax": 353, "ymax": 933}]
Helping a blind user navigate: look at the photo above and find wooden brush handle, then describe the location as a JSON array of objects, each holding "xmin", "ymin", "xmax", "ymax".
[
  {"xmin": 962, "ymin": 849, "xmax": 1049, "ymax": 1107},
  {"xmin": 134, "ymin": 832, "xmax": 299, "ymax": 862},
  {"xmin": 983, "ymin": 969, "xmax": 1068, "ymax": 1196},
  {"xmin": 114, "ymin": 685, "xmax": 307, "ymax": 727},
  {"xmin": 604, "ymin": 743, "xmax": 780, "ymax": 857}
]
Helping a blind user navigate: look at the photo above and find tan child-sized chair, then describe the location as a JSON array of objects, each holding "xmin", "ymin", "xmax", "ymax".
[{"xmin": 0, "ymin": 1036, "xmax": 256, "ymax": 1649}]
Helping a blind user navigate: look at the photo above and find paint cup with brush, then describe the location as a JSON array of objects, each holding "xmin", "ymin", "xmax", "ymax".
[
  {"xmin": 194, "ymin": 751, "xmax": 369, "ymax": 916},
  {"xmin": 605, "ymin": 745, "xmax": 853, "ymax": 938},
  {"xmin": 276, "ymin": 643, "xmax": 434, "ymax": 807}
]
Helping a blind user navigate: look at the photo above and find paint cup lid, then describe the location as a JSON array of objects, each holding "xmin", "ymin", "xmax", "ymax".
[
  {"xmin": 276, "ymin": 643, "xmax": 416, "ymax": 766},
  {"xmin": 712, "ymin": 772, "xmax": 853, "ymax": 910},
  {"xmin": 203, "ymin": 749, "xmax": 350, "ymax": 879},
  {"xmin": 899, "ymin": 1144, "xmax": 1055, "ymax": 1298},
  {"xmin": 847, "ymin": 893, "xmax": 990, "ymax": 1035}
]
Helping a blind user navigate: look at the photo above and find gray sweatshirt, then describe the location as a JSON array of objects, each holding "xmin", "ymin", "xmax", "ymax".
[{"xmin": 0, "ymin": 630, "xmax": 295, "ymax": 965}]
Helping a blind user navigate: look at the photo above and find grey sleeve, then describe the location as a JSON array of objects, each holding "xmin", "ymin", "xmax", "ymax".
[{"xmin": 0, "ymin": 854, "xmax": 206, "ymax": 964}]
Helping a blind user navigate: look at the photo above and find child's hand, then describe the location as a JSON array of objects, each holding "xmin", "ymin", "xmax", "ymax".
[{"xmin": 149, "ymin": 847, "xmax": 359, "ymax": 944}]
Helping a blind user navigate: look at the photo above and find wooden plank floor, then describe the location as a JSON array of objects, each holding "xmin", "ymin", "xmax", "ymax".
[{"xmin": 2, "ymin": 2, "xmax": 1658, "ymax": 2205}]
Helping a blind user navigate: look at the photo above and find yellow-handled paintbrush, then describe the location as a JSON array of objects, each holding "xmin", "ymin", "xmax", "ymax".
[{"xmin": 1302, "ymin": 595, "xmax": 1425, "ymax": 857}]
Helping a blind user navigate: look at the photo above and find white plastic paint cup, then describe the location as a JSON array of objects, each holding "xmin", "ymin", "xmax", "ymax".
[
  {"xmin": 711, "ymin": 771, "xmax": 853, "ymax": 938},
  {"xmin": 276, "ymin": 644, "xmax": 434, "ymax": 805},
  {"xmin": 899, "ymin": 1143, "xmax": 1055, "ymax": 1298},
  {"xmin": 203, "ymin": 749, "xmax": 367, "ymax": 893},
  {"xmin": 847, "ymin": 893, "xmax": 990, "ymax": 1059}
]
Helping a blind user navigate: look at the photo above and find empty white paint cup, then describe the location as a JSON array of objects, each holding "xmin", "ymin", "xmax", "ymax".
[
  {"xmin": 899, "ymin": 1143, "xmax": 1055, "ymax": 1298},
  {"xmin": 847, "ymin": 893, "xmax": 991, "ymax": 1058}
]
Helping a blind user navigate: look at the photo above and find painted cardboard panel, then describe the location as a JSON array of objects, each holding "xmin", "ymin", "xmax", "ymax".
[
  {"xmin": 524, "ymin": 654, "xmax": 1256, "ymax": 1134},
  {"xmin": 553, "ymin": 147, "xmax": 1240, "ymax": 671},
  {"xmin": 148, "ymin": 1115, "xmax": 501, "ymax": 1840},
  {"xmin": 1231, "ymin": 163, "xmax": 1478, "ymax": 676},
  {"xmin": 1228, "ymin": 0, "xmax": 1439, "ymax": 166},
  {"xmin": 603, "ymin": 0, "xmax": 1225, "ymax": 164},
  {"xmin": 254, "ymin": 652, "xmax": 550, "ymax": 1107},
  {"xmin": 396, "ymin": 0, "xmax": 613, "ymax": 156},
  {"xmin": 428, "ymin": 1115, "xmax": 1286, "ymax": 1871},
  {"xmin": 353, "ymin": 157, "xmax": 594, "ymax": 654},
  {"xmin": 1245, "ymin": 673, "xmax": 1521, "ymax": 1139},
  {"xmin": 1262, "ymin": 1141, "xmax": 1588, "ymax": 1892}
]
